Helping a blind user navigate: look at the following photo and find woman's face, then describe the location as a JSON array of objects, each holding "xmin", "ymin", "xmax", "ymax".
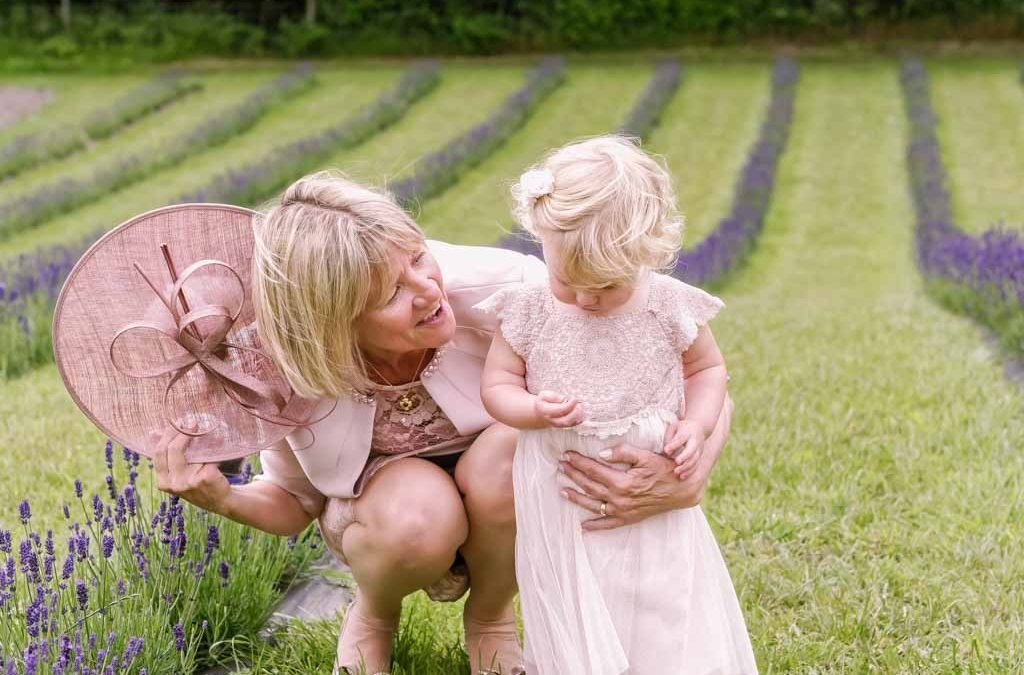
[{"xmin": 354, "ymin": 243, "xmax": 456, "ymax": 363}]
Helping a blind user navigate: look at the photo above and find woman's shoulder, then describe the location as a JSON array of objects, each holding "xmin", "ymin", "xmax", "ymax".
[{"xmin": 427, "ymin": 240, "xmax": 547, "ymax": 292}]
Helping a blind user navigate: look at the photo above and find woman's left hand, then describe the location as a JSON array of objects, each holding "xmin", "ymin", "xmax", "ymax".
[{"xmin": 559, "ymin": 394, "xmax": 732, "ymax": 531}]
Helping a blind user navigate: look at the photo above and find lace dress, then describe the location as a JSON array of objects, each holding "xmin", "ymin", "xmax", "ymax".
[{"xmin": 476, "ymin": 274, "xmax": 757, "ymax": 675}]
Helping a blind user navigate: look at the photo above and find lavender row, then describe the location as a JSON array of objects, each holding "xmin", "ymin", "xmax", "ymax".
[
  {"xmin": 0, "ymin": 442, "xmax": 320, "ymax": 674},
  {"xmin": 0, "ymin": 72, "xmax": 202, "ymax": 180},
  {"xmin": 0, "ymin": 64, "xmax": 315, "ymax": 241},
  {"xmin": 900, "ymin": 58, "xmax": 1024, "ymax": 353},
  {"xmin": 498, "ymin": 58, "xmax": 681, "ymax": 258},
  {"xmin": 0, "ymin": 87, "xmax": 54, "ymax": 130},
  {"xmin": 179, "ymin": 60, "xmax": 441, "ymax": 206},
  {"xmin": 673, "ymin": 57, "xmax": 799, "ymax": 285},
  {"xmin": 389, "ymin": 56, "xmax": 566, "ymax": 207},
  {"xmin": 617, "ymin": 59, "xmax": 683, "ymax": 139}
]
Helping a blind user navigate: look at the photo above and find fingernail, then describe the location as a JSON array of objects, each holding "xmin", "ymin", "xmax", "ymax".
[
  {"xmin": 560, "ymin": 489, "xmax": 569, "ymax": 499},
  {"xmin": 598, "ymin": 449, "xmax": 612, "ymax": 460}
]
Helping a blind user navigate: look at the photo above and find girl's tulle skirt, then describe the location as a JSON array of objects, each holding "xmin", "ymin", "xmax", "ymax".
[{"xmin": 514, "ymin": 415, "xmax": 759, "ymax": 675}]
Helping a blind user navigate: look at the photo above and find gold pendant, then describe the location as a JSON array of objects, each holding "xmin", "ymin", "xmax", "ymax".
[{"xmin": 396, "ymin": 392, "xmax": 422, "ymax": 413}]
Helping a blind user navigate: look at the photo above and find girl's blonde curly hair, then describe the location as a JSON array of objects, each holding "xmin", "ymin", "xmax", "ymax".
[{"xmin": 513, "ymin": 135, "xmax": 683, "ymax": 290}]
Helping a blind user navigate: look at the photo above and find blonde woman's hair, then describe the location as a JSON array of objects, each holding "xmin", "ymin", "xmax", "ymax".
[
  {"xmin": 252, "ymin": 170, "xmax": 425, "ymax": 399},
  {"xmin": 513, "ymin": 135, "xmax": 682, "ymax": 290}
]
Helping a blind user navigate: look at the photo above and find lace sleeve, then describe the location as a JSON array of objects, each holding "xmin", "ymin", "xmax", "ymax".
[
  {"xmin": 473, "ymin": 284, "xmax": 547, "ymax": 358},
  {"xmin": 650, "ymin": 274, "xmax": 725, "ymax": 353}
]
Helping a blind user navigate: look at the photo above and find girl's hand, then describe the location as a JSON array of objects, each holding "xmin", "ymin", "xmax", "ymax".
[
  {"xmin": 150, "ymin": 425, "xmax": 232, "ymax": 515},
  {"xmin": 663, "ymin": 419, "xmax": 705, "ymax": 479},
  {"xmin": 534, "ymin": 390, "xmax": 584, "ymax": 428}
]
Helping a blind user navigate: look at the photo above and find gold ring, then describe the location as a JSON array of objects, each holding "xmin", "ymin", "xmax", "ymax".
[{"xmin": 600, "ymin": 502, "xmax": 608, "ymax": 517}]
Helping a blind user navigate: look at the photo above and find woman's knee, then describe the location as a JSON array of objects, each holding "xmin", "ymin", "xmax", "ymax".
[
  {"xmin": 350, "ymin": 459, "xmax": 469, "ymax": 570},
  {"xmin": 455, "ymin": 424, "xmax": 517, "ymax": 528}
]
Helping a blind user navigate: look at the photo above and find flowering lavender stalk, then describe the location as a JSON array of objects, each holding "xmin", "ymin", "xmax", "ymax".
[
  {"xmin": 389, "ymin": 56, "xmax": 566, "ymax": 207},
  {"xmin": 0, "ymin": 64, "xmax": 315, "ymax": 240},
  {"xmin": 899, "ymin": 58, "xmax": 1024, "ymax": 355},
  {"xmin": 0, "ymin": 72, "xmax": 201, "ymax": 180}
]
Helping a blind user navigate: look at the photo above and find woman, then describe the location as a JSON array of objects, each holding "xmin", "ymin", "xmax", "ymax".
[{"xmin": 150, "ymin": 171, "xmax": 735, "ymax": 675}]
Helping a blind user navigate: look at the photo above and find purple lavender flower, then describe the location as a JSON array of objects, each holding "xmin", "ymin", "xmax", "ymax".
[
  {"xmin": 62, "ymin": 503, "xmax": 70, "ymax": 520},
  {"xmin": 75, "ymin": 579, "xmax": 88, "ymax": 611},
  {"xmin": 18, "ymin": 499, "xmax": 31, "ymax": 523},
  {"xmin": 61, "ymin": 554, "xmax": 74, "ymax": 580},
  {"xmin": 0, "ymin": 529, "xmax": 10, "ymax": 553},
  {"xmin": 91, "ymin": 494, "xmax": 103, "ymax": 523},
  {"xmin": 104, "ymin": 440, "xmax": 113, "ymax": 471},
  {"xmin": 74, "ymin": 479, "xmax": 83, "ymax": 499},
  {"xmin": 219, "ymin": 561, "xmax": 230, "ymax": 582},
  {"xmin": 101, "ymin": 534, "xmax": 114, "ymax": 559},
  {"xmin": 172, "ymin": 623, "xmax": 185, "ymax": 651}
]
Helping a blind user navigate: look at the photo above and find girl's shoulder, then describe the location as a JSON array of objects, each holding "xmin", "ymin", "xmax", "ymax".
[
  {"xmin": 472, "ymin": 282, "xmax": 552, "ymax": 357},
  {"xmin": 647, "ymin": 273, "xmax": 725, "ymax": 351}
]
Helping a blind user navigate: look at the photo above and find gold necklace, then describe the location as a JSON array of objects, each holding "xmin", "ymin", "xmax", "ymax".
[{"xmin": 367, "ymin": 349, "xmax": 430, "ymax": 413}]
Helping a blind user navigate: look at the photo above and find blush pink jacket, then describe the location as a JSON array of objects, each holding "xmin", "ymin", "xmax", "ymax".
[{"xmin": 256, "ymin": 240, "xmax": 547, "ymax": 516}]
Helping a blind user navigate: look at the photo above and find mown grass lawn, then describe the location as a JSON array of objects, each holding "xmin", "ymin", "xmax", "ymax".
[{"xmin": 2, "ymin": 55, "xmax": 1024, "ymax": 673}]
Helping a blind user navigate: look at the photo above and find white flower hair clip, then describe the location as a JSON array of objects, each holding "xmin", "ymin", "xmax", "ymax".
[{"xmin": 518, "ymin": 168, "xmax": 555, "ymax": 207}]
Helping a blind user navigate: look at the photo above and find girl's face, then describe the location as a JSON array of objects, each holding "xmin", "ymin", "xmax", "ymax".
[
  {"xmin": 541, "ymin": 237, "xmax": 638, "ymax": 315},
  {"xmin": 354, "ymin": 244, "xmax": 456, "ymax": 364}
]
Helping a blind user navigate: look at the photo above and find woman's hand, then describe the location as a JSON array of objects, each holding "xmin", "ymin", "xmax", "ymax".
[
  {"xmin": 151, "ymin": 426, "xmax": 232, "ymax": 515},
  {"xmin": 559, "ymin": 394, "xmax": 733, "ymax": 531}
]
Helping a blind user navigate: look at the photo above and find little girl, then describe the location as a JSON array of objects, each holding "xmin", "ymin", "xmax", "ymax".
[{"xmin": 477, "ymin": 136, "xmax": 758, "ymax": 674}]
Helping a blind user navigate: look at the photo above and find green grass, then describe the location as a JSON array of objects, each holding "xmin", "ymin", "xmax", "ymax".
[
  {"xmin": 325, "ymin": 64, "xmax": 527, "ymax": 187},
  {"xmin": 931, "ymin": 59, "xmax": 1024, "ymax": 233},
  {"xmin": 647, "ymin": 62, "xmax": 771, "ymax": 245},
  {"xmin": 0, "ymin": 73, "xmax": 149, "ymax": 145},
  {"xmin": 0, "ymin": 65, "xmax": 403, "ymax": 259},
  {"xmin": 712, "ymin": 62, "xmax": 1024, "ymax": 671},
  {"xmin": 0, "ymin": 71, "xmax": 277, "ymax": 202},
  {"xmin": 0, "ymin": 364, "xmax": 116, "ymax": 531},
  {"xmin": 417, "ymin": 62, "xmax": 653, "ymax": 244}
]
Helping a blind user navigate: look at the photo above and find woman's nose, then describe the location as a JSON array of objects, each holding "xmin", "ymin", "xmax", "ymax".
[{"xmin": 411, "ymin": 276, "xmax": 441, "ymax": 307}]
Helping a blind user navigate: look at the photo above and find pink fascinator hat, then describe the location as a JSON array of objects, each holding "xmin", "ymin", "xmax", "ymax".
[{"xmin": 53, "ymin": 204, "xmax": 322, "ymax": 463}]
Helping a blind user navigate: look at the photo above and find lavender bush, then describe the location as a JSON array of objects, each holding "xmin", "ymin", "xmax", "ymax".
[
  {"xmin": 617, "ymin": 59, "xmax": 682, "ymax": 139},
  {"xmin": 0, "ymin": 73, "xmax": 201, "ymax": 180},
  {"xmin": 389, "ymin": 56, "xmax": 565, "ymax": 207},
  {"xmin": 0, "ymin": 65, "xmax": 314, "ymax": 240},
  {"xmin": 900, "ymin": 58, "xmax": 1024, "ymax": 354},
  {"xmin": 0, "ymin": 87, "xmax": 54, "ymax": 130},
  {"xmin": 673, "ymin": 57, "xmax": 799, "ymax": 285},
  {"xmin": 0, "ymin": 442, "xmax": 321, "ymax": 674},
  {"xmin": 179, "ymin": 61, "xmax": 441, "ymax": 206}
]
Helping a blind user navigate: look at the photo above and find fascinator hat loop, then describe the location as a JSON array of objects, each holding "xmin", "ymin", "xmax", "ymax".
[{"xmin": 53, "ymin": 203, "xmax": 330, "ymax": 463}]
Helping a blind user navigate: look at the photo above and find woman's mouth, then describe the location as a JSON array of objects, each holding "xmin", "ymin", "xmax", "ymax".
[{"xmin": 418, "ymin": 302, "xmax": 445, "ymax": 326}]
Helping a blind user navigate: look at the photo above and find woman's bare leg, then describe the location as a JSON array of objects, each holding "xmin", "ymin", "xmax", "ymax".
[
  {"xmin": 337, "ymin": 458, "xmax": 469, "ymax": 672},
  {"xmin": 455, "ymin": 424, "xmax": 523, "ymax": 671}
]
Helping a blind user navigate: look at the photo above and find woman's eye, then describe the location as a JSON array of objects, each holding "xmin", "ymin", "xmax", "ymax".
[{"xmin": 413, "ymin": 251, "xmax": 426, "ymax": 265}]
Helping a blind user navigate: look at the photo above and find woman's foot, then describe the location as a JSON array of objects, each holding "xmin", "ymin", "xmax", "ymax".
[
  {"xmin": 333, "ymin": 592, "xmax": 397, "ymax": 675},
  {"xmin": 464, "ymin": 607, "xmax": 526, "ymax": 675}
]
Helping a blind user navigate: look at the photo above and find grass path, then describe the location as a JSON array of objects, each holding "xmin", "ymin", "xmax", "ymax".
[
  {"xmin": 647, "ymin": 62, "xmax": 770, "ymax": 245},
  {"xmin": 0, "ymin": 71, "xmax": 277, "ymax": 201},
  {"xmin": 931, "ymin": 59, "xmax": 1024, "ymax": 232},
  {"xmin": 324, "ymin": 64, "xmax": 526, "ymax": 187},
  {"xmin": 0, "ymin": 65, "xmax": 403, "ymax": 259},
  {"xmin": 0, "ymin": 73, "xmax": 148, "ymax": 145},
  {"xmin": 417, "ymin": 62, "xmax": 652, "ymax": 244},
  {"xmin": 712, "ymin": 62, "xmax": 1024, "ymax": 671}
]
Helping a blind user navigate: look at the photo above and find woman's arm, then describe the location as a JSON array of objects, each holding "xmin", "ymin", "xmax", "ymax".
[
  {"xmin": 559, "ymin": 393, "xmax": 733, "ymax": 531},
  {"xmin": 151, "ymin": 427, "xmax": 315, "ymax": 537}
]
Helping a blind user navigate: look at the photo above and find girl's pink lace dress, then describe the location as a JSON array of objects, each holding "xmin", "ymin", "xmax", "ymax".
[{"xmin": 477, "ymin": 273, "xmax": 757, "ymax": 675}]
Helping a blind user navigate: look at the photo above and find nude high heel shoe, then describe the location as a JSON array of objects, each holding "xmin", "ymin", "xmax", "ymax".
[
  {"xmin": 464, "ymin": 608, "xmax": 526, "ymax": 675},
  {"xmin": 333, "ymin": 592, "xmax": 398, "ymax": 675}
]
